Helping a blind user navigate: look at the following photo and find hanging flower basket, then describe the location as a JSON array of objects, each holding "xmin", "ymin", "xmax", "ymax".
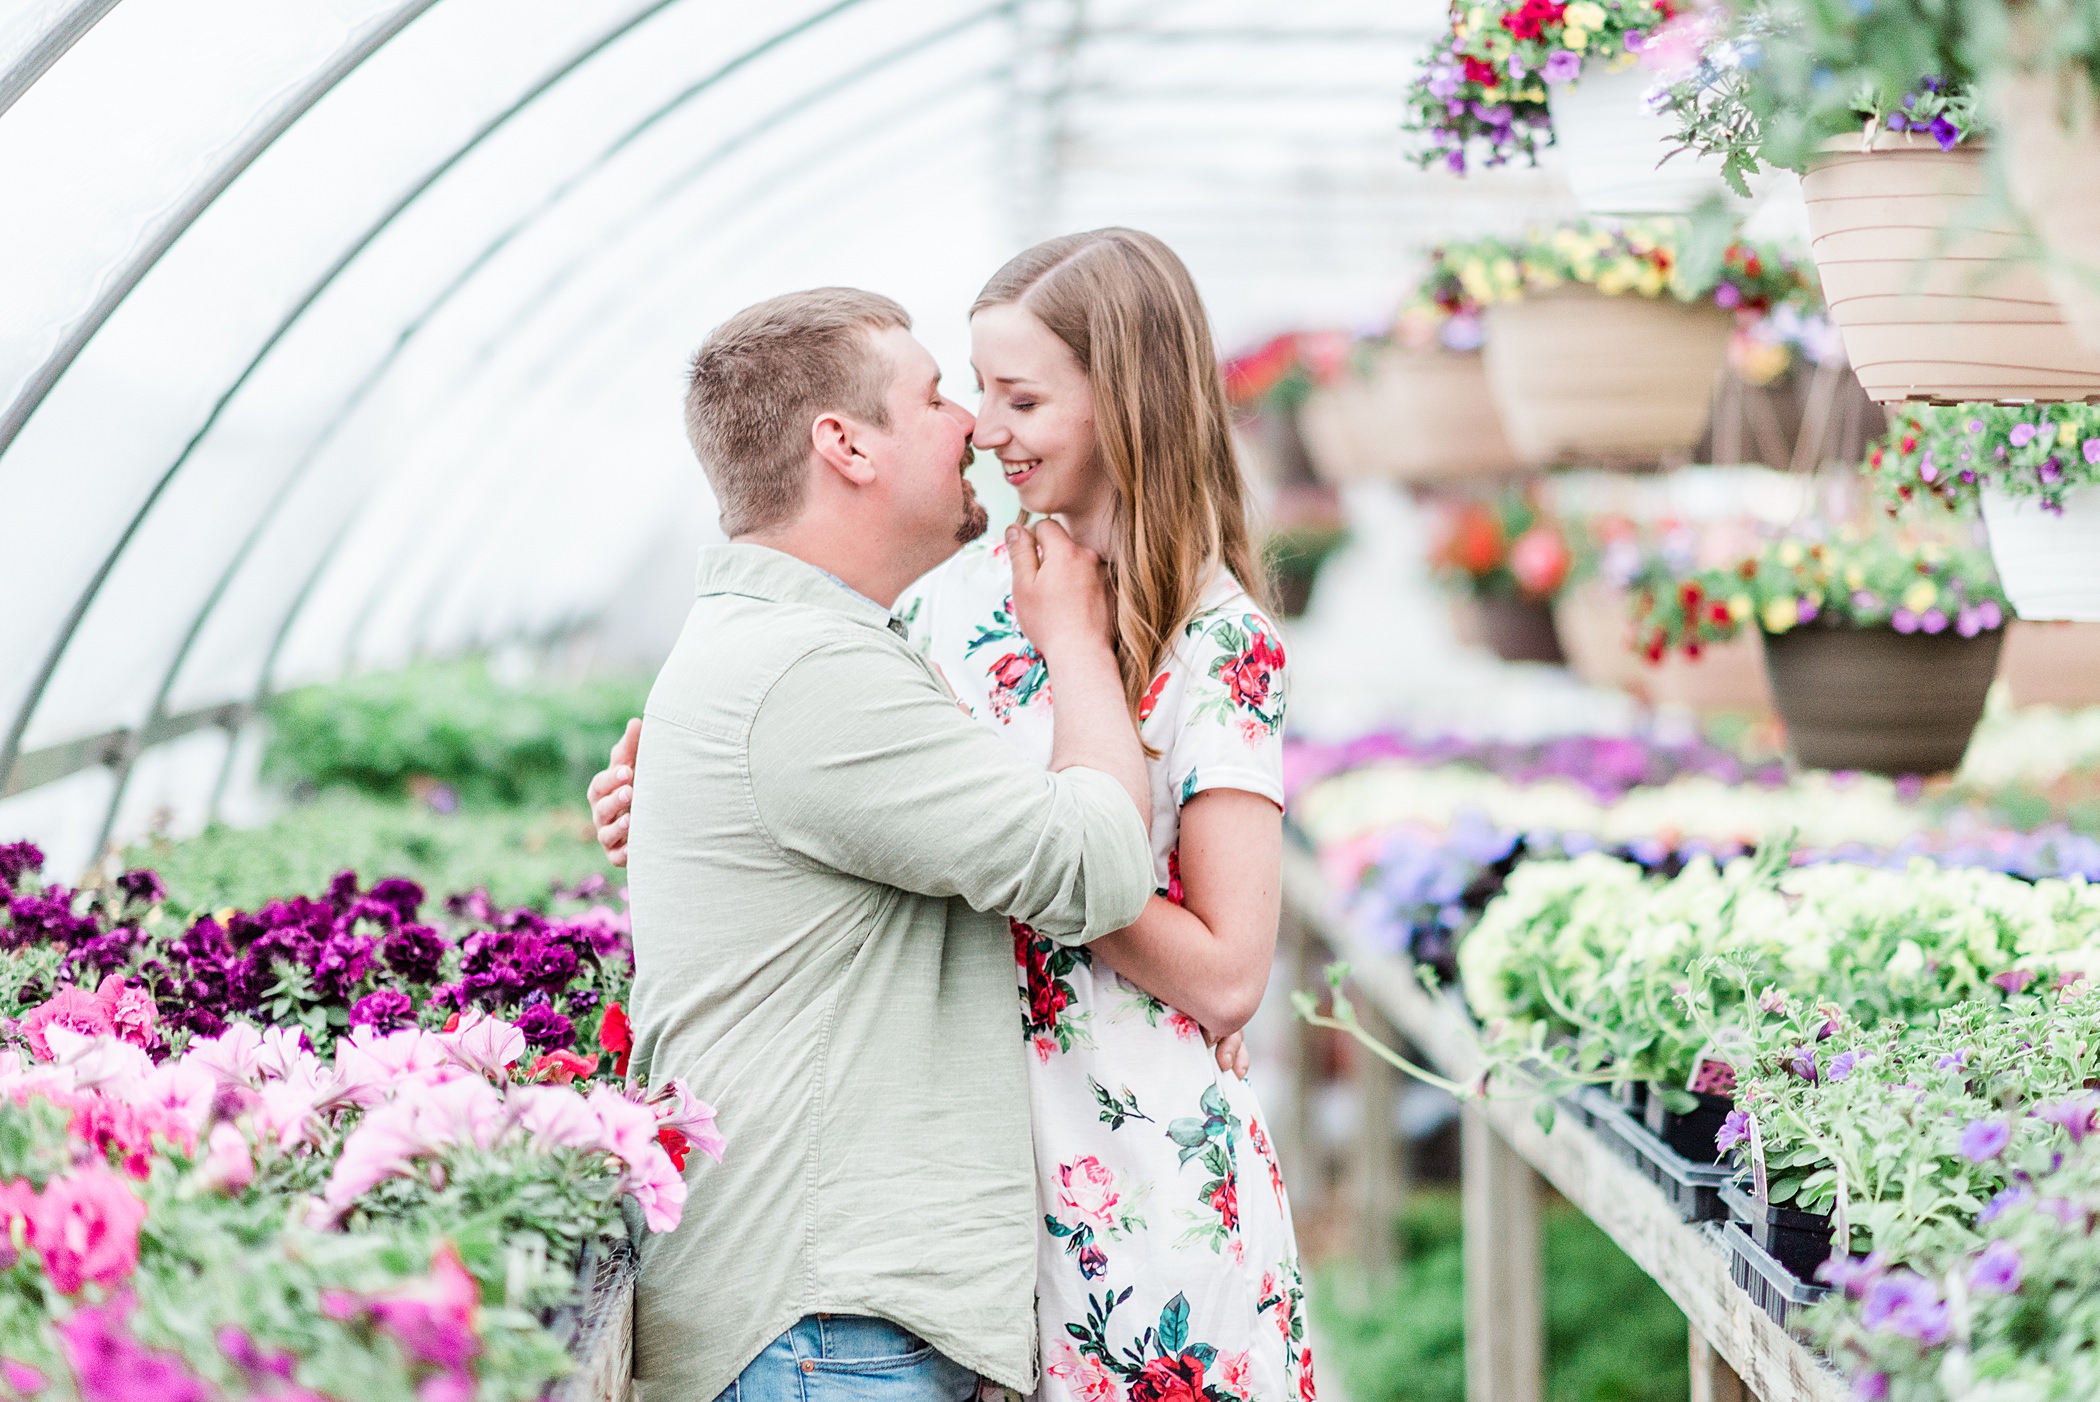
[
  {"xmin": 1799, "ymin": 132, "xmax": 2100, "ymax": 403},
  {"xmin": 1762, "ymin": 623, "xmax": 2002, "ymax": 774},
  {"xmin": 1636, "ymin": 630, "xmax": 1773, "ymax": 713},
  {"xmin": 1552, "ymin": 579, "xmax": 1644, "ymax": 689},
  {"xmin": 1484, "ymin": 288, "xmax": 1733, "ymax": 464},
  {"xmin": 1476, "ymin": 593, "xmax": 1568, "ymax": 664},
  {"xmin": 1300, "ymin": 345, "xmax": 1529, "ymax": 484},
  {"xmin": 1550, "ymin": 63, "xmax": 1733, "ymax": 215},
  {"xmin": 1994, "ymin": 64, "xmax": 2100, "ymax": 355},
  {"xmin": 1980, "ymin": 484, "xmax": 2100, "ymax": 621}
]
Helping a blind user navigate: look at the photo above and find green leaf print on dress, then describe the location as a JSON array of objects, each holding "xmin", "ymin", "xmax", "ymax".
[
  {"xmin": 965, "ymin": 595, "xmax": 1049, "ymax": 721},
  {"xmin": 1089, "ymin": 1077, "xmax": 1154, "ymax": 1131},
  {"xmin": 1166, "ymin": 1084, "xmax": 1244, "ymax": 1254},
  {"xmin": 1184, "ymin": 612, "xmax": 1287, "ymax": 740},
  {"xmin": 1061, "ymin": 1290, "xmax": 1254, "ymax": 1402}
]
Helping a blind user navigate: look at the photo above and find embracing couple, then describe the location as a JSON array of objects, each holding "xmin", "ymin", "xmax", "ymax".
[{"xmin": 586, "ymin": 229, "xmax": 1309, "ymax": 1402}]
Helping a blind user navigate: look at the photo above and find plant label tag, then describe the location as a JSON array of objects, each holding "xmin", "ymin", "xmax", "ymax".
[{"xmin": 1748, "ymin": 1114, "xmax": 1769, "ymax": 1204}]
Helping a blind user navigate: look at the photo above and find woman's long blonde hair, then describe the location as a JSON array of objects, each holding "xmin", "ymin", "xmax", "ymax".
[{"xmin": 973, "ymin": 228, "xmax": 1265, "ymax": 732}]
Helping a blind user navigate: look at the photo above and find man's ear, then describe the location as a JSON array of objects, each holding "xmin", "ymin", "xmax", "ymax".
[{"xmin": 811, "ymin": 411, "xmax": 878, "ymax": 487}]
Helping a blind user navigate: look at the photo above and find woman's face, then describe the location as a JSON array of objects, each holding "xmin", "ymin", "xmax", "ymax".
[{"xmin": 969, "ymin": 302, "xmax": 1113, "ymax": 524}]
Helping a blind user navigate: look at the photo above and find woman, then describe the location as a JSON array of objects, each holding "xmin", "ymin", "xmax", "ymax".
[{"xmin": 599, "ymin": 229, "xmax": 1311, "ymax": 1402}]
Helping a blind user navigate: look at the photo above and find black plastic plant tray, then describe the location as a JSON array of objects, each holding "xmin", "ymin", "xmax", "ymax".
[
  {"xmin": 1724, "ymin": 1223, "xmax": 1829, "ymax": 1329},
  {"xmin": 1574, "ymin": 1087, "xmax": 1645, "ymax": 1171},
  {"xmin": 1582, "ymin": 1089, "xmax": 1730, "ymax": 1222},
  {"xmin": 1720, "ymin": 1182, "xmax": 1839, "ymax": 1283},
  {"xmin": 1642, "ymin": 1087, "xmax": 1733, "ymax": 1164}
]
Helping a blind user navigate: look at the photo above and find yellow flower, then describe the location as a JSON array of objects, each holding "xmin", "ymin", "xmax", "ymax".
[
  {"xmin": 1635, "ymin": 264, "xmax": 1666, "ymax": 297},
  {"xmin": 1466, "ymin": 6, "xmax": 1486, "ymax": 30},
  {"xmin": 1844, "ymin": 565, "xmax": 1865, "ymax": 590},
  {"xmin": 1762, "ymin": 596, "xmax": 1799, "ymax": 633},
  {"xmin": 1903, "ymin": 579, "xmax": 1938, "ymax": 613},
  {"xmin": 1565, "ymin": 26, "xmax": 1590, "ymax": 49},
  {"xmin": 1565, "ymin": 1, "xmax": 1607, "ymax": 27},
  {"xmin": 1777, "ymin": 541, "xmax": 1805, "ymax": 568},
  {"xmin": 1729, "ymin": 593, "xmax": 1753, "ymax": 621},
  {"xmin": 1596, "ymin": 265, "xmax": 1631, "ymax": 295}
]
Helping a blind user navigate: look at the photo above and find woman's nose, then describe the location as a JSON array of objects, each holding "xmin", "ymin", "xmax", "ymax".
[{"xmin": 968, "ymin": 408, "xmax": 1006, "ymax": 446}]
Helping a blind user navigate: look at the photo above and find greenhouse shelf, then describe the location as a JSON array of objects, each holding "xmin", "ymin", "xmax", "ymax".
[
  {"xmin": 1283, "ymin": 848, "xmax": 1847, "ymax": 1402},
  {"xmin": 1579, "ymin": 1087, "xmax": 1733, "ymax": 1225}
]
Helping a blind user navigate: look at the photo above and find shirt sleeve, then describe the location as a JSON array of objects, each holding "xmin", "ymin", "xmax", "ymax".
[
  {"xmin": 1164, "ymin": 606, "xmax": 1289, "ymax": 810},
  {"xmin": 747, "ymin": 634, "xmax": 1153, "ymax": 944}
]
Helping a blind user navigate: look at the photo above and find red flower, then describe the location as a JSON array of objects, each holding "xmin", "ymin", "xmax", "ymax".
[
  {"xmin": 1164, "ymin": 849, "xmax": 1185, "ymax": 906},
  {"xmin": 989, "ymin": 653, "xmax": 1033, "ymax": 691},
  {"xmin": 1460, "ymin": 54, "xmax": 1502, "ymax": 88},
  {"xmin": 1138, "ymin": 672, "xmax": 1171, "ymax": 723},
  {"xmin": 657, "ymin": 1126, "xmax": 690, "ymax": 1171},
  {"xmin": 530, "ymin": 1049, "xmax": 595, "ymax": 1084},
  {"xmin": 1298, "ymin": 1349, "xmax": 1317, "ymax": 1402},
  {"xmin": 1679, "ymin": 582, "xmax": 1703, "ymax": 614},
  {"xmin": 1499, "ymin": 0, "xmax": 1566, "ymax": 39},
  {"xmin": 1439, "ymin": 503, "xmax": 1506, "ymax": 575},
  {"xmin": 1029, "ymin": 969, "xmax": 1069, "ymax": 1031},
  {"xmin": 1708, "ymin": 602, "xmax": 1731, "ymax": 625},
  {"xmin": 1211, "ymin": 1175, "xmax": 1240, "ymax": 1231},
  {"xmin": 1220, "ymin": 633, "xmax": 1286, "ymax": 713},
  {"xmin": 598, "ymin": 1001, "xmax": 633, "ymax": 1079},
  {"xmin": 1129, "ymin": 1352, "xmax": 1209, "ymax": 1402}
]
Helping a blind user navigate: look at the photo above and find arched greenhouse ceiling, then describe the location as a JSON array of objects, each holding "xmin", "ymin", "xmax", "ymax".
[{"xmin": 0, "ymin": 0, "xmax": 1591, "ymax": 868}]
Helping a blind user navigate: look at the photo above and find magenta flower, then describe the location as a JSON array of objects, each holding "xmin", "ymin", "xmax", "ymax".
[
  {"xmin": 1967, "ymin": 1239, "xmax": 2023, "ymax": 1295},
  {"xmin": 2083, "ymin": 437, "xmax": 2100, "ymax": 465},
  {"xmin": 2011, "ymin": 423, "xmax": 2038, "ymax": 447},
  {"xmin": 1859, "ymin": 1271, "xmax": 1950, "ymax": 1345},
  {"xmin": 0, "ymin": 1360, "xmax": 45, "ymax": 1396},
  {"xmin": 1852, "ymin": 1373, "xmax": 1889, "ymax": 1401},
  {"xmin": 1991, "ymin": 968, "xmax": 2037, "ymax": 995},
  {"xmin": 347, "ymin": 988, "xmax": 415, "ymax": 1033},
  {"xmin": 54, "ymin": 1293, "xmax": 213, "ymax": 1402},
  {"xmin": 1958, "ymin": 1117, "xmax": 2012, "ymax": 1162}
]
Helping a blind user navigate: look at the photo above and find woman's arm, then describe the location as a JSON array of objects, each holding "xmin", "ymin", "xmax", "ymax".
[{"xmin": 1086, "ymin": 787, "xmax": 1281, "ymax": 1039}]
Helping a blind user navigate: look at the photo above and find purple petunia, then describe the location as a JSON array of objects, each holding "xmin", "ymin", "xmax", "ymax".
[
  {"xmin": 2011, "ymin": 423, "xmax": 2039, "ymax": 448},
  {"xmin": 1716, "ymin": 1110, "xmax": 1753, "ymax": 1155},
  {"xmin": 382, "ymin": 925, "xmax": 447, "ymax": 985},
  {"xmin": 1542, "ymin": 49, "xmax": 1582, "ymax": 83},
  {"xmin": 1928, "ymin": 115, "xmax": 1959, "ymax": 150},
  {"xmin": 1786, "ymin": 1046, "xmax": 1818, "ymax": 1083},
  {"xmin": 1991, "ymin": 968, "xmax": 2037, "ymax": 996},
  {"xmin": 1978, "ymin": 1185, "xmax": 2031, "ymax": 1224},
  {"xmin": 1827, "ymin": 1050, "xmax": 1861, "ymax": 1083},
  {"xmin": 513, "ymin": 1003, "xmax": 575, "ymax": 1051},
  {"xmin": 1959, "ymin": 1117, "xmax": 2012, "ymax": 1162},
  {"xmin": 1818, "ymin": 1250, "xmax": 1887, "ymax": 1299},
  {"xmin": 1860, "ymin": 1271, "xmax": 1950, "ymax": 1344},
  {"xmin": 113, "ymin": 870, "xmax": 165, "ymax": 906},
  {"xmin": 2084, "ymin": 437, "xmax": 2100, "ymax": 466},
  {"xmin": 0, "ymin": 841, "xmax": 45, "ymax": 886},
  {"xmin": 1967, "ymin": 1239, "xmax": 2023, "ymax": 1295},
  {"xmin": 2037, "ymin": 1096, "xmax": 2099, "ymax": 1145},
  {"xmin": 1934, "ymin": 1047, "xmax": 1970, "ymax": 1072},
  {"xmin": 348, "ymin": 988, "xmax": 415, "ymax": 1033},
  {"xmin": 1852, "ymin": 1373, "xmax": 1889, "ymax": 1402}
]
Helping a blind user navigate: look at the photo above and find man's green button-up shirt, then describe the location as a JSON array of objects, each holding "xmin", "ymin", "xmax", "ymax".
[{"xmin": 625, "ymin": 544, "xmax": 1155, "ymax": 1401}]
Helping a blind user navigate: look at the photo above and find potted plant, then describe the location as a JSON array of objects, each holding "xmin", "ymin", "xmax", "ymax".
[
  {"xmin": 1448, "ymin": 219, "xmax": 1817, "ymax": 465},
  {"xmin": 1401, "ymin": 0, "xmax": 1736, "ymax": 211},
  {"xmin": 1649, "ymin": 0, "xmax": 2100, "ymax": 402},
  {"xmin": 1297, "ymin": 255, "xmax": 1530, "ymax": 484},
  {"xmin": 1429, "ymin": 485, "xmax": 1575, "ymax": 662},
  {"xmin": 1869, "ymin": 402, "xmax": 2100, "ymax": 620},
  {"xmin": 1629, "ymin": 516, "xmax": 2010, "ymax": 773}
]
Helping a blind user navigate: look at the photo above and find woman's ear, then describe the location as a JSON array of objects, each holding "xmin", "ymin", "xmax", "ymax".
[{"xmin": 810, "ymin": 411, "xmax": 878, "ymax": 486}]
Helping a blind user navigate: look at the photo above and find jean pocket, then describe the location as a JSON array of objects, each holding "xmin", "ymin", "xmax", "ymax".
[{"xmin": 810, "ymin": 1317, "xmax": 933, "ymax": 1371}]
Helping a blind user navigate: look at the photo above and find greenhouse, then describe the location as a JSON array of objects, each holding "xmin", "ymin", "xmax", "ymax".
[{"xmin": 4, "ymin": 0, "xmax": 2100, "ymax": 1398}]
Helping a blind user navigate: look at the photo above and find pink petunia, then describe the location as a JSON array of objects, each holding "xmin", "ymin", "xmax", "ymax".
[
  {"xmin": 435, "ymin": 1010, "xmax": 526, "ymax": 1079},
  {"xmin": 645, "ymin": 1079, "xmax": 726, "ymax": 1164},
  {"xmin": 25, "ymin": 1169, "xmax": 146, "ymax": 1295},
  {"xmin": 183, "ymin": 1023, "xmax": 265, "ymax": 1087},
  {"xmin": 53, "ymin": 1292, "xmax": 213, "ymax": 1402},
  {"xmin": 18, "ymin": 986, "xmax": 114, "ymax": 1061},
  {"xmin": 199, "ymin": 1122, "xmax": 254, "ymax": 1194}
]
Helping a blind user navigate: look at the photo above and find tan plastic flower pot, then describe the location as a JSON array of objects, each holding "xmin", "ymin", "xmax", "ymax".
[
  {"xmin": 1299, "ymin": 346, "xmax": 1529, "ymax": 484},
  {"xmin": 1981, "ymin": 483, "xmax": 2100, "ymax": 621},
  {"xmin": 1995, "ymin": 65, "xmax": 2100, "ymax": 355},
  {"xmin": 1800, "ymin": 133, "xmax": 2100, "ymax": 403},
  {"xmin": 2000, "ymin": 621, "xmax": 2100, "ymax": 706},
  {"xmin": 1760, "ymin": 624, "xmax": 2004, "ymax": 775},
  {"xmin": 1637, "ymin": 631, "xmax": 1774, "ymax": 714},
  {"xmin": 1482, "ymin": 289, "xmax": 1732, "ymax": 466},
  {"xmin": 1551, "ymin": 580, "xmax": 1644, "ymax": 690}
]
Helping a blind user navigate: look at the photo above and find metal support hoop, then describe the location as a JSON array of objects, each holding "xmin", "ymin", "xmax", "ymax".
[{"xmin": 0, "ymin": 0, "xmax": 122, "ymax": 119}]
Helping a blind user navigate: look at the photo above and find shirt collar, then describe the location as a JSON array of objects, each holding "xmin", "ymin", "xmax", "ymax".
[{"xmin": 693, "ymin": 544, "xmax": 906, "ymax": 637}]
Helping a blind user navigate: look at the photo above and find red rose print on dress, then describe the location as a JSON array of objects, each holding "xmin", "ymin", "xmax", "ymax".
[
  {"xmin": 1185, "ymin": 613, "xmax": 1286, "ymax": 740},
  {"xmin": 1138, "ymin": 671, "xmax": 1171, "ymax": 722},
  {"xmin": 1015, "ymin": 919, "xmax": 1092, "ymax": 1054},
  {"xmin": 966, "ymin": 597, "xmax": 1049, "ymax": 721}
]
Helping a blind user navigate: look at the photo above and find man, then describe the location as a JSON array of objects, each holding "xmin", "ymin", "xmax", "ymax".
[{"xmin": 615, "ymin": 287, "xmax": 1156, "ymax": 1402}]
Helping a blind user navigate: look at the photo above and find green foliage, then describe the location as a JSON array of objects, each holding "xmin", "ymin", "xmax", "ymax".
[
  {"xmin": 1314, "ymin": 1191, "xmax": 1689, "ymax": 1402},
  {"xmin": 265, "ymin": 659, "xmax": 646, "ymax": 808},
  {"xmin": 125, "ymin": 788, "xmax": 615, "ymax": 914}
]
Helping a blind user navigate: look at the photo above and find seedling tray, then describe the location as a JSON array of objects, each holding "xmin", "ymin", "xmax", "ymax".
[
  {"xmin": 1642, "ymin": 1087, "xmax": 1733, "ymax": 1164},
  {"xmin": 1720, "ymin": 1181, "xmax": 1838, "ymax": 1283},
  {"xmin": 1724, "ymin": 1223, "xmax": 1829, "ymax": 1329},
  {"xmin": 1580, "ymin": 1089, "xmax": 1730, "ymax": 1222}
]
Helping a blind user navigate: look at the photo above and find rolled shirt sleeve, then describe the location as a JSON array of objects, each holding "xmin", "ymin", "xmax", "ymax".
[{"xmin": 747, "ymin": 636, "xmax": 1153, "ymax": 943}]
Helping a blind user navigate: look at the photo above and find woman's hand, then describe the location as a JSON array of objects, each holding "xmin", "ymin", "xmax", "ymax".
[{"xmin": 587, "ymin": 719, "xmax": 641, "ymax": 866}]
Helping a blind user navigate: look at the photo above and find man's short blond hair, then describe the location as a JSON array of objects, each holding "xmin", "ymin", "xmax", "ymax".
[{"xmin": 684, "ymin": 288, "xmax": 912, "ymax": 537}]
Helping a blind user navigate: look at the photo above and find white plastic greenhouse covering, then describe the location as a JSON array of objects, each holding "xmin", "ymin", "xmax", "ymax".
[{"xmin": 0, "ymin": 0, "xmax": 1580, "ymax": 877}]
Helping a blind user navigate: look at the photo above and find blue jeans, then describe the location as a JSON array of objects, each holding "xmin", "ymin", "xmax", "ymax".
[{"xmin": 712, "ymin": 1316, "xmax": 978, "ymax": 1402}]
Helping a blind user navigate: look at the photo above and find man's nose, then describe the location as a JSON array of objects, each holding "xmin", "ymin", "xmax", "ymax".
[{"xmin": 947, "ymin": 400, "xmax": 977, "ymax": 436}]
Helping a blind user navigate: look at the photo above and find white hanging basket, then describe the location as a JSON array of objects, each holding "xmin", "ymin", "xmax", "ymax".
[
  {"xmin": 1981, "ymin": 483, "xmax": 2100, "ymax": 621},
  {"xmin": 1548, "ymin": 64, "xmax": 1730, "ymax": 216}
]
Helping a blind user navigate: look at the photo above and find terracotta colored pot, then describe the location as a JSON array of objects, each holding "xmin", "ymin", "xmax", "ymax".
[
  {"xmin": 1552, "ymin": 580, "xmax": 1644, "ymax": 690},
  {"xmin": 1299, "ymin": 346, "xmax": 1529, "ymax": 484},
  {"xmin": 1800, "ymin": 134, "xmax": 2100, "ymax": 403},
  {"xmin": 1637, "ymin": 631, "xmax": 1775, "ymax": 714},
  {"xmin": 1981, "ymin": 483, "xmax": 2100, "ymax": 622},
  {"xmin": 1761, "ymin": 624, "xmax": 2004, "ymax": 775},
  {"xmin": 1995, "ymin": 67, "xmax": 2100, "ymax": 354},
  {"xmin": 1482, "ymin": 290, "xmax": 1732, "ymax": 466},
  {"xmin": 1476, "ymin": 594, "xmax": 1567, "ymax": 665},
  {"xmin": 1549, "ymin": 64, "xmax": 1732, "ymax": 215},
  {"xmin": 2001, "ymin": 620, "xmax": 2100, "ymax": 706}
]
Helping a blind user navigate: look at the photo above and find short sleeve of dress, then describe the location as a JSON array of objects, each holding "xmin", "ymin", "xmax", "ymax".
[{"xmin": 1163, "ymin": 603, "xmax": 1289, "ymax": 810}]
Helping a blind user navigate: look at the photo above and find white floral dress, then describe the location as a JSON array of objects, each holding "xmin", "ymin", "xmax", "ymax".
[{"xmin": 898, "ymin": 537, "xmax": 1313, "ymax": 1402}]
